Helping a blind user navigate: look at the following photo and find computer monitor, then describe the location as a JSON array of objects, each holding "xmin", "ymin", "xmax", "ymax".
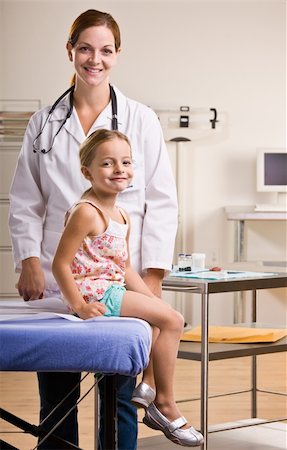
[{"xmin": 257, "ymin": 148, "xmax": 287, "ymax": 199}]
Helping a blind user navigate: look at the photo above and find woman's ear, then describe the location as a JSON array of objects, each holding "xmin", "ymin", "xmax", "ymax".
[
  {"xmin": 81, "ymin": 166, "xmax": 92, "ymax": 181},
  {"xmin": 66, "ymin": 42, "xmax": 73, "ymax": 61}
]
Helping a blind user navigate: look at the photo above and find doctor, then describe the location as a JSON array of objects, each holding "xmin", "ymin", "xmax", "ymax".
[{"xmin": 9, "ymin": 8, "xmax": 178, "ymax": 450}]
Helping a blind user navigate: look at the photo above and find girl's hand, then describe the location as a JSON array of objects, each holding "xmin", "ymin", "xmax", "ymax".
[{"xmin": 75, "ymin": 301, "xmax": 106, "ymax": 320}]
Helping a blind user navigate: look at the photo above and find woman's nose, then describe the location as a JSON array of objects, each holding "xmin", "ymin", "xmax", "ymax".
[{"xmin": 89, "ymin": 49, "xmax": 101, "ymax": 63}]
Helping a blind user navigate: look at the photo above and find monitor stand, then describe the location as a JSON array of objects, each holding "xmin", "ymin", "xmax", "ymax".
[{"xmin": 255, "ymin": 192, "xmax": 287, "ymax": 212}]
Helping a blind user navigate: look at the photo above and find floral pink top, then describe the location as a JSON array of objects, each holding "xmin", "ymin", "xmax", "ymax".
[{"xmin": 69, "ymin": 200, "xmax": 129, "ymax": 303}]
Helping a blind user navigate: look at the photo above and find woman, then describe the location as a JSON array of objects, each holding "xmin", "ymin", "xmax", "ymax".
[{"xmin": 9, "ymin": 9, "xmax": 178, "ymax": 450}]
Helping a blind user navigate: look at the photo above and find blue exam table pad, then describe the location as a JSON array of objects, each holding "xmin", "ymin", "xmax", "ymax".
[{"xmin": 0, "ymin": 300, "xmax": 152, "ymax": 375}]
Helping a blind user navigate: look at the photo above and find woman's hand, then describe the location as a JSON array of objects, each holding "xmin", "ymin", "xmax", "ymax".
[
  {"xmin": 142, "ymin": 268, "xmax": 164, "ymax": 298},
  {"xmin": 75, "ymin": 301, "xmax": 106, "ymax": 320},
  {"xmin": 17, "ymin": 257, "xmax": 45, "ymax": 301}
]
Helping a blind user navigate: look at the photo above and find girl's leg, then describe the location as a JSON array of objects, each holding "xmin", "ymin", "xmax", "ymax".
[
  {"xmin": 140, "ymin": 326, "xmax": 159, "ymax": 390},
  {"xmin": 120, "ymin": 291, "xmax": 186, "ymax": 424}
]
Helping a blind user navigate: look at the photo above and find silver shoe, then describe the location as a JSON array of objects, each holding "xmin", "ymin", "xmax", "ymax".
[
  {"xmin": 143, "ymin": 403, "xmax": 204, "ymax": 447},
  {"xmin": 131, "ymin": 382, "xmax": 156, "ymax": 409}
]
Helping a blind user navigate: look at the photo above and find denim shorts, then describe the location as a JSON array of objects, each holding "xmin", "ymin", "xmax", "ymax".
[{"xmin": 99, "ymin": 284, "xmax": 126, "ymax": 317}]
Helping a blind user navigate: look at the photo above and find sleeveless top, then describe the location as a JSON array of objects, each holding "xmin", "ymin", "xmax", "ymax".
[{"xmin": 69, "ymin": 200, "xmax": 129, "ymax": 303}]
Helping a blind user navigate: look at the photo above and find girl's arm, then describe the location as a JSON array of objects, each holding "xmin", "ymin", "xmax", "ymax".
[{"xmin": 52, "ymin": 205, "xmax": 106, "ymax": 319}]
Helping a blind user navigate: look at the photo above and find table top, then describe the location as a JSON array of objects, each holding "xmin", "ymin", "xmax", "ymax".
[
  {"xmin": 225, "ymin": 205, "xmax": 287, "ymax": 220},
  {"xmin": 163, "ymin": 271, "xmax": 287, "ymax": 294}
]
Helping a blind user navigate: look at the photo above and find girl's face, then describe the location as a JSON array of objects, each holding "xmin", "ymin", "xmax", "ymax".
[
  {"xmin": 82, "ymin": 138, "xmax": 133, "ymax": 196},
  {"xmin": 67, "ymin": 25, "xmax": 119, "ymax": 88}
]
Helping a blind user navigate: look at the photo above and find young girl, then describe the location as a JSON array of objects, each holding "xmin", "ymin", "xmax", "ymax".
[{"xmin": 52, "ymin": 129, "xmax": 203, "ymax": 447}]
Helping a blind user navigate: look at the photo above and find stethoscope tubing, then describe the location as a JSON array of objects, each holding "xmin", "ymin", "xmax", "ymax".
[{"xmin": 33, "ymin": 84, "xmax": 118, "ymax": 154}]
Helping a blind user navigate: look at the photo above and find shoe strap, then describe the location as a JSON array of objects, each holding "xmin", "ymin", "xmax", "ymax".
[{"xmin": 167, "ymin": 416, "xmax": 187, "ymax": 433}]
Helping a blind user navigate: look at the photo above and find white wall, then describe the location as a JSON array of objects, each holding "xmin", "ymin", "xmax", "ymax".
[{"xmin": 1, "ymin": 0, "xmax": 286, "ymax": 324}]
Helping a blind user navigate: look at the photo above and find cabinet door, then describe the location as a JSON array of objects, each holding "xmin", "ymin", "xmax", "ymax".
[
  {"xmin": 0, "ymin": 143, "xmax": 20, "ymax": 297},
  {"xmin": 0, "ymin": 250, "xmax": 19, "ymax": 297},
  {"xmin": 0, "ymin": 145, "xmax": 19, "ymax": 197},
  {"xmin": 0, "ymin": 200, "xmax": 11, "ymax": 247}
]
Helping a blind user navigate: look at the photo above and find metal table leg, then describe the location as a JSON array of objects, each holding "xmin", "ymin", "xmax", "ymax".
[
  {"xmin": 201, "ymin": 290, "xmax": 209, "ymax": 450},
  {"xmin": 251, "ymin": 290, "xmax": 257, "ymax": 418},
  {"xmin": 233, "ymin": 219, "xmax": 246, "ymax": 324}
]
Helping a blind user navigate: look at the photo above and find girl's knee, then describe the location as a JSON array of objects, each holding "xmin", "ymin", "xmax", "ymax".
[
  {"xmin": 175, "ymin": 311, "xmax": 185, "ymax": 330},
  {"xmin": 167, "ymin": 310, "xmax": 184, "ymax": 332}
]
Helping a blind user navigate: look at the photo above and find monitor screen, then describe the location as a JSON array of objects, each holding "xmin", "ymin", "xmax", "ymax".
[{"xmin": 257, "ymin": 148, "xmax": 287, "ymax": 192}]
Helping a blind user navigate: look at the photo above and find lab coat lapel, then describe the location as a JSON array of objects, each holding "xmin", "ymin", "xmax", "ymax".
[
  {"xmin": 49, "ymin": 95, "xmax": 84, "ymax": 144},
  {"xmin": 50, "ymin": 87, "xmax": 125, "ymax": 143}
]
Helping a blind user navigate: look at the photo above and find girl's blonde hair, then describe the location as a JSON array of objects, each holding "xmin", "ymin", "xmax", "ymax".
[{"xmin": 79, "ymin": 129, "xmax": 131, "ymax": 168}]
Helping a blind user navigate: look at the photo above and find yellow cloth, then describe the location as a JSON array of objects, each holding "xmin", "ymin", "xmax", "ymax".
[{"xmin": 181, "ymin": 325, "xmax": 287, "ymax": 343}]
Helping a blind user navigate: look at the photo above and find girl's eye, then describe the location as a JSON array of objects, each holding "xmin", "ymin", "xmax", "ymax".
[
  {"xmin": 123, "ymin": 160, "xmax": 132, "ymax": 166},
  {"xmin": 102, "ymin": 161, "xmax": 112, "ymax": 167}
]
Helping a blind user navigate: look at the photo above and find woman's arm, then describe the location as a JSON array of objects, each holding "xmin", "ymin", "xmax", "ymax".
[
  {"xmin": 52, "ymin": 205, "xmax": 106, "ymax": 319},
  {"xmin": 141, "ymin": 109, "xmax": 178, "ymax": 273},
  {"xmin": 124, "ymin": 217, "xmax": 158, "ymax": 299}
]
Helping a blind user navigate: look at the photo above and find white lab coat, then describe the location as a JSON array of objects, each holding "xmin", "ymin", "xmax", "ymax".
[{"xmin": 9, "ymin": 86, "xmax": 178, "ymax": 294}]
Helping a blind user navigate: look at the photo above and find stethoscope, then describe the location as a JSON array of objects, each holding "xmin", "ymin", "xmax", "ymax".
[{"xmin": 32, "ymin": 84, "xmax": 118, "ymax": 154}]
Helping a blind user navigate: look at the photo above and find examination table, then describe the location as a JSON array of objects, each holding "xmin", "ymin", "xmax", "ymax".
[{"xmin": 0, "ymin": 299, "xmax": 152, "ymax": 450}]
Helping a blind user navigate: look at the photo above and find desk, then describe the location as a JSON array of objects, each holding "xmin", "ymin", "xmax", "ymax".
[
  {"xmin": 225, "ymin": 206, "xmax": 287, "ymax": 323},
  {"xmin": 225, "ymin": 206, "xmax": 287, "ymax": 263},
  {"xmin": 162, "ymin": 272, "xmax": 287, "ymax": 450}
]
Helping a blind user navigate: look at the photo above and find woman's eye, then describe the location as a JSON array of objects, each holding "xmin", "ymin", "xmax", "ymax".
[
  {"xmin": 103, "ymin": 48, "xmax": 113, "ymax": 55},
  {"xmin": 79, "ymin": 46, "xmax": 90, "ymax": 53}
]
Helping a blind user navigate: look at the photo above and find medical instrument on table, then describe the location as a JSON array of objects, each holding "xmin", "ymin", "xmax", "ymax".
[{"xmin": 32, "ymin": 84, "xmax": 118, "ymax": 154}]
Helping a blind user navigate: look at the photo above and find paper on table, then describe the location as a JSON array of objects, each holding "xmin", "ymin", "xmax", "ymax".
[
  {"xmin": 0, "ymin": 297, "xmax": 73, "ymax": 321},
  {"xmin": 170, "ymin": 270, "xmax": 276, "ymax": 280},
  {"xmin": 0, "ymin": 312, "xmax": 82, "ymax": 322}
]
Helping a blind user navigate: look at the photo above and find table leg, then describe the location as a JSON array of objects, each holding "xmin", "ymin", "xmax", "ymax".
[
  {"xmin": 233, "ymin": 219, "xmax": 246, "ymax": 323},
  {"xmin": 201, "ymin": 291, "xmax": 209, "ymax": 450},
  {"xmin": 251, "ymin": 290, "xmax": 257, "ymax": 418},
  {"xmin": 234, "ymin": 219, "xmax": 245, "ymax": 263}
]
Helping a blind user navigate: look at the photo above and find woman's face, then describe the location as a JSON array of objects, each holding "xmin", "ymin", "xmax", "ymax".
[{"xmin": 67, "ymin": 25, "xmax": 119, "ymax": 88}]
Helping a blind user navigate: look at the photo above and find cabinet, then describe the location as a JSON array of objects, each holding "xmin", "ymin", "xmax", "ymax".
[
  {"xmin": 0, "ymin": 142, "xmax": 21, "ymax": 297},
  {"xmin": 0, "ymin": 100, "xmax": 40, "ymax": 298}
]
